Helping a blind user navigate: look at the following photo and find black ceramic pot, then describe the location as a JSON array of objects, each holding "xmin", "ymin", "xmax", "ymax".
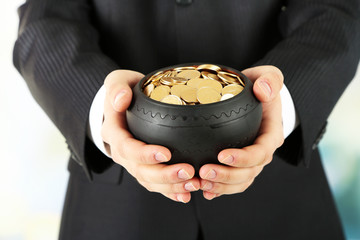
[{"xmin": 126, "ymin": 64, "xmax": 262, "ymax": 171}]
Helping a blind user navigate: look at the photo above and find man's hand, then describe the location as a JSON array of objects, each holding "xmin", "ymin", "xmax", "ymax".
[
  {"xmin": 199, "ymin": 66, "xmax": 285, "ymax": 200},
  {"xmin": 101, "ymin": 70, "xmax": 200, "ymax": 203}
]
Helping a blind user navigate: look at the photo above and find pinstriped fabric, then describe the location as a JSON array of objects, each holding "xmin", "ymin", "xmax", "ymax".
[
  {"xmin": 255, "ymin": 1, "xmax": 360, "ymax": 166},
  {"xmin": 14, "ymin": 6, "xmax": 119, "ymax": 179}
]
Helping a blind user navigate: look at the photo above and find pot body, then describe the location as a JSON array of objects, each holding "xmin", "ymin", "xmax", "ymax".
[{"xmin": 126, "ymin": 64, "xmax": 262, "ymax": 171}]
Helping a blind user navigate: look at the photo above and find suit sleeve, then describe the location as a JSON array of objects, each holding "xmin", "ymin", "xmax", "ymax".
[
  {"xmin": 254, "ymin": 0, "xmax": 360, "ymax": 166},
  {"xmin": 13, "ymin": 0, "xmax": 119, "ymax": 179}
]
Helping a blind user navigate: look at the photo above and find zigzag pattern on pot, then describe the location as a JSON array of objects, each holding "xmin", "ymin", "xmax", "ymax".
[{"xmin": 134, "ymin": 100, "xmax": 255, "ymax": 121}]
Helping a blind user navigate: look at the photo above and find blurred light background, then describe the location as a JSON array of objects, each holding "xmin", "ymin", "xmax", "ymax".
[{"xmin": 1, "ymin": 1, "xmax": 359, "ymax": 240}]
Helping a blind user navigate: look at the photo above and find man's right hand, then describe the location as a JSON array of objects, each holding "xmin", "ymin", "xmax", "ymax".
[{"xmin": 101, "ymin": 70, "xmax": 200, "ymax": 203}]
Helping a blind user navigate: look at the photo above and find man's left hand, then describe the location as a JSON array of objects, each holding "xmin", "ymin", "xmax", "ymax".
[{"xmin": 199, "ymin": 65, "xmax": 285, "ymax": 200}]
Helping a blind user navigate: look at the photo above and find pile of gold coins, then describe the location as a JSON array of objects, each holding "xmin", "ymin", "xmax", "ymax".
[{"xmin": 142, "ymin": 64, "xmax": 245, "ymax": 105}]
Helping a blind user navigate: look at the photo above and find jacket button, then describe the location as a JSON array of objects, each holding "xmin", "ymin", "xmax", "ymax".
[{"xmin": 176, "ymin": 0, "xmax": 193, "ymax": 5}]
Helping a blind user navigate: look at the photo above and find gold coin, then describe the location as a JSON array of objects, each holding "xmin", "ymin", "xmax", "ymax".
[
  {"xmin": 224, "ymin": 70, "xmax": 245, "ymax": 86},
  {"xmin": 144, "ymin": 71, "xmax": 162, "ymax": 86},
  {"xmin": 162, "ymin": 70, "xmax": 174, "ymax": 78},
  {"xmin": 171, "ymin": 84, "xmax": 192, "ymax": 97},
  {"xmin": 196, "ymin": 64, "xmax": 221, "ymax": 72},
  {"xmin": 171, "ymin": 70, "xmax": 178, "ymax": 77},
  {"xmin": 218, "ymin": 71, "xmax": 239, "ymax": 84},
  {"xmin": 176, "ymin": 70, "xmax": 201, "ymax": 80},
  {"xmin": 220, "ymin": 93, "xmax": 235, "ymax": 101},
  {"xmin": 160, "ymin": 76, "xmax": 187, "ymax": 86},
  {"xmin": 186, "ymin": 77, "xmax": 204, "ymax": 89},
  {"xmin": 201, "ymin": 71, "xmax": 221, "ymax": 81},
  {"xmin": 197, "ymin": 87, "xmax": 221, "ymax": 104},
  {"xmin": 143, "ymin": 64, "xmax": 245, "ymax": 105},
  {"xmin": 152, "ymin": 80, "xmax": 161, "ymax": 87},
  {"xmin": 143, "ymin": 83, "xmax": 155, "ymax": 96},
  {"xmin": 161, "ymin": 95, "xmax": 183, "ymax": 105},
  {"xmin": 160, "ymin": 77, "xmax": 174, "ymax": 86},
  {"xmin": 173, "ymin": 66, "xmax": 196, "ymax": 72},
  {"xmin": 170, "ymin": 76, "xmax": 188, "ymax": 84},
  {"xmin": 198, "ymin": 79, "xmax": 223, "ymax": 93},
  {"xmin": 237, "ymin": 77, "xmax": 245, "ymax": 86},
  {"xmin": 148, "ymin": 70, "xmax": 163, "ymax": 80},
  {"xmin": 222, "ymin": 84, "xmax": 244, "ymax": 96},
  {"xmin": 150, "ymin": 73, "xmax": 165, "ymax": 86},
  {"xmin": 180, "ymin": 87, "xmax": 198, "ymax": 103},
  {"xmin": 150, "ymin": 85, "xmax": 170, "ymax": 101}
]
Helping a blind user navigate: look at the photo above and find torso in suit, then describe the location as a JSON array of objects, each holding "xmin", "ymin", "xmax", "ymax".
[{"xmin": 13, "ymin": 0, "xmax": 360, "ymax": 239}]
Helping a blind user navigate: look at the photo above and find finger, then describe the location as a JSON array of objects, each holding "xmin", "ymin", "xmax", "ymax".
[
  {"xmin": 108, "ymin": 131, "xmax": 172, "ymax": 165},
  {"xmin": 131, "ymin": 163, "xmax": 195, "ymax": 184},
  {"xmin": 201, "ymin": 179, "xmax": 254, "ymax": 195},
  {"xmin": 199, "ymin": 164, "xmax": 263, "ymax": 184},
  {"xmin": 202, "ymin": 191, "xmax": 221, "ymax": 201},
  {"xmin": 217, "ymin": 145, "xmax": 267, "ymax": 167},
  {"xmin": 104, "ymin": 70, "xmax": 144, "ymax": 112},
  {"xmin": 101, "ymin": 109, "xmax": 172, "ymax": 165},
  {"xmin": 139, "ymin": 178, "xmax": 200, "ymax": 194},
  {"xmin": 242, "ymin": 66, "xmax": 283, "ymax": 102},
  {"xmin": 163, "ymin": 193, "xmax": 192, "ymax": 203}
]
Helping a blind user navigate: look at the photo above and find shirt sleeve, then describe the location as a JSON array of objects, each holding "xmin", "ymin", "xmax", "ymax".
[{"xmin": 88, "ymin": 85, "xmax": 111, "ymax": 158}]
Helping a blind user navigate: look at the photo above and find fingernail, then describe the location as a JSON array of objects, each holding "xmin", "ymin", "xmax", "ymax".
[
  {"xmin": 185, "ymin": 182, "xmax": 197, "ymax": 191},
  {"xmin": 202, "ymin": 182, "xmax": 213, "ymax": 191},
  {"xmin": 177, "ymin": 195, "xmax": 186, "ymax": 203},
  {"xmin": 205, "ymin": 169, "xmax": 216, "ymax": 179},
  {"xmin": 221, "ymin": 155, "xmax": 234, "ymax": 164},
  {"xmin": 113, "ymin": 90, "xmax": 127, "ymax": 110},
  {"xmin": 155, "ymin": 152, "xmax": 168, "ymax": 162},
  {"xmin": 259, "ymin": 80, "xmax": 272, "ymax": 98},
  {"xmin": 204, "ymin": 192, "xmax": 216, "ymax": 201},
  {"xmin": 178, "ymin": 169, "xmax": 191, "ymax": 180}
]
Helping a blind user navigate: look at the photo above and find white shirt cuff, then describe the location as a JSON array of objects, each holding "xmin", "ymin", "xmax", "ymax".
[
  {"xmin": 280, "ymin": 84, "xmax": 299, "ymax": 138},
  {"xmin": 89, "ymin": 85, "xmax": 111, "ymax": 158},
  {"xmin": 89, "ymin": 84, "xmax": 298, "ymax": 156}
]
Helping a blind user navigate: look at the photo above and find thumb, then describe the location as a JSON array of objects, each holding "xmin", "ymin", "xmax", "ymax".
[
  {"xmin": 104, "ymin": 70, "xmax": 144, "ymax": 112},
  {"xmin": 242, "ymin": 66, "xmax": 284, "ymax": 103}
]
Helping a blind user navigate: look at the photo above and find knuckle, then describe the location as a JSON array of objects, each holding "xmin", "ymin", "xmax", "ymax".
[
  {"xmin": 263, "ymin": 153, "xmax": 273, "ymax": 165},
  {"xmin": 278, "ymin": 136, "xmax": 285, "ymax": 147},
  {"xmin": 246, "ymin": 180, "xmax": 255, "ymax": 189},
  {"xmin": 221, "ymin": 170, "xmax": 232, "ymax": 183},
  {"xmin": 133, "ymin": 167, "xmax": 143, "ymax": 182},
  {"xmin": 238, "ymin": 186, "xmax": 246, "ymax": 193},
  {"xmin": 170, "ymin": 183, "xmax": 181, "ymax": 193},
  {"xmin": 259, "ymin": 149, "xmax": 267, "ymax": 162},
  {"xmin": 255, "ymin": 166, "xmax": 264, "ymax": 176},
  {"xmin": 139, "ymin": 151, "xmax": 149, "ymax": 164},
  {"xmin": 269, "ymin": 66, "xmax": 284, "ymax": 82},
  {"xmin": 104, "ymin": 70, "xmax": 120, "ymax": 86},
  {"xmin": 211, "ymin": 183, "xmax": 221, "ymax": 194},
  {"xmin": 160, "ymin": 171, "xmax": 171, "ymax": 184},
  {"xmin": 247, "ymin": 167, "xmax": 258, "ymax": 179},
  {"xmin": 239, "ymin": 181, "xmax": 252, "ymax": 193},
  {"xmin": 141, "ymin": 181, "xmax": 154, "ymax": 193},
  {"xmin": 103, "ymin": 75, "xmax": 111, "ymax": 88},
  {"xmin": 239, "ymin": 156, "xmax": 250, "ymax": 167}
]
